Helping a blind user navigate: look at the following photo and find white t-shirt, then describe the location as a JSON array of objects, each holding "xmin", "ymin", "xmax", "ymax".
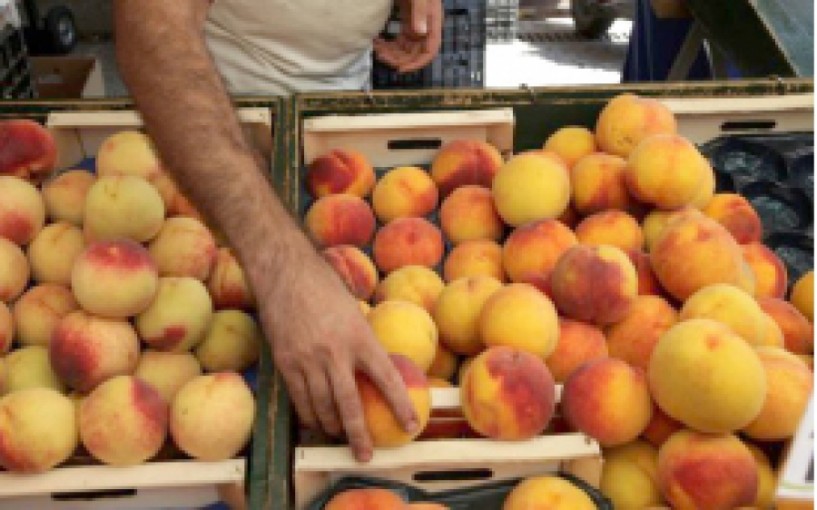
[{"xmin": 205, "ymin": 0, "xmax": 393, "ymax": 95}]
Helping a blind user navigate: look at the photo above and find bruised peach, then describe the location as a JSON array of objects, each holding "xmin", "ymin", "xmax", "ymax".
[
  {"xmin": 492, "ymin": 153, "xmax": 571, "ymax": 227},
  {"xmin": 368, "ymin": 301, "xmax": 438, "ymax": 372},
  {"xmin": 96, "ymin": 131, "xmax": 162, "ymax": 181},
  {"xmin": 135, "ymin": 350, "xmax": 202, "ymax": 403},
  {"xmin": 373, "ymin": 217, "xmax": 443, "ymax": 273},
  {"xmin": 433, "ymin": 276, "xmax": 502, "ymax": 356},
  {"xmin": 305, "ymin": 194, "xmax": 375, "ymax": 248},
  {"xmin": 136, "ymin": 277, "xmax": 214, "ymax": 352},
  {"xmin": 42, "ymin": 170, "xmax": 95, "ymax": 226},
  {"xmin": 503, "ymin": 476, "xmax": 595, "ymax": 510},
  {"xmin": 790, "ymin": 271, "xmax": 813, "ymax": 321},
  {"xmin": 0, "ymin": 302, "xmax": 11, "ymax": 354},
  {"xmin": 628, "ymin": 250, "xmax": 661, "ymax": 295},
  {"xmin": 323, "ymin": 245, "xmax": 379, "ymax": 301},
  {"xmin": 742, "ymin": 243, "xmax": 787, "ymax": 299},
  {"xmin": 680, "ymin": 284, "xmax": 767, "ymax": 346},
  {"xmin": 431, "ymin": 140, "xmax": 503, "ymax": 197},
  {"xmin": 546, "ymin": 319, "xmax": 608, "ymax": 383},
  {"xmin": 439, "ymin": 185, "xmax": 503, "ymax": 244},
  {"xmin": 600, "ymin": 441, "xmax": 662, "ymax": 510},
  {"xmin": 703, "ymin": 193, "xmax": 762, "ymax": 244},
  {"xmin": 502, "ymin": 219, "xmax": 576, "ymax": 294},
  {"xmin": 27, "ymin": 222, "xmax": 85, "ymax": 286},
  {"xmin": 372, "ymin": 166, "xmax": 438, "ymax": 222},
  {"xmin": 570, "ymin": 153, "xmax": 632, "ymax": 215},
  {"xmin": 479, "ymin": 283, "xmax": 559, "ymax": 359},
  {"xmin": 543, "ymin": 126, "xmax": 597, "ymax": 169},
  {"xmin": 0, "ymin": 119, "xmax": 57, "ymax": 183},
  {"xmin": 148, "ymin": 217, "xmax": 217, "ymax": 281},
  {"xmin": 595, "ymin": 94, "xmax": 677, "ymax": 158},
  {"xmin": 575, "ymin": 210, "xmax": 644, "ymax": 252},
  {"xmin": 13, "ymin": 284, "xmax": 77, "ymax": 347},
  {"xmin": 758, "ymin": 297, "xmax": 813, "ymax": 354},
  {"xmin": 4, "ymin": 345, "xmax": 65, "ymax": 394},
  {"xmin": 642, "ymin": 406, "xmax": 683, "ymax": 447},
  {"xmin": 325, "ymin": 488, "xmax": 407, "ymax": 510},
  {"xmin": 306, "ymin": 148, "xmax": 376, "ymax": 198},
  {"xmin": 208, "ymin": 247, "xmax": 255, "ymax": 310},
  {"xmin": 374, "ymin": 265, "xmax": 444, "ymax": 312},
  {"xmin": 443, "ymin": 240, "xmax": 504, "ymax": 283},
  {"xmin": 83, "ymin": 175, "xmax": 166, "ymax": 243},
  {"xmin": 606, "ymin": 295, "xmax": 677, "ymax": 371},
  {"xmin": 0, "ymin": 176, "xmax": 45, "ymax": 245}
]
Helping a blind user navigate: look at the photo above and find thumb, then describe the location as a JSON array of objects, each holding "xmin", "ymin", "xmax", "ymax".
[{"xmin": 410, "ymin": 0, "xmax": 429, "ymax": 36}]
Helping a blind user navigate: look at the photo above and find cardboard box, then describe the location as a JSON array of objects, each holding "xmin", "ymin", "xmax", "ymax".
[{"xmin": 30, "ymin": 57, "xmax": 106, "ymax": 98}]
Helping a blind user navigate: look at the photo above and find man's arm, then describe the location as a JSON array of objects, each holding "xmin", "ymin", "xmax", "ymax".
[{"xmin": 114, "ymin": 1, "xmax": 417, "ymax": 462}]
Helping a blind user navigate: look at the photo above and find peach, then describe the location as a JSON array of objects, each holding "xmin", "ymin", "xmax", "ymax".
[
  {"xmin": 502, "ymin": 219, "xmax": 577, "ymax": 294},
  {"xmin": 461, "ymin": 346, "xmax": 555, "ymax": 440},
  {"xmin": 570, "ymin": 153, "xmax": 632, "ymax": 215},
  {"xmin": 0, "ymin": 176, "xmax": 45, "ymax": 245},
  {"xmin": 373, "ymin": 217, "xmax": 443, "ymax": 273},
  {"xmin": 430, "ymin": 140, "xmax": 503, "ymax": 197},
  {"xmin": 374, "ymin": 265, "xmax": 444, "ymax": 312},
  {"xmin": 742, "ymin": 243, "xmax": 787, "ymax": 299},
  {"xmin": 790, "ymin": 271, "xmax": 813, "ymax": 321},
  {"xmin": 72, "ymin": 239, "xmax": 159, "ymax": 318},
  {"xmin": 642, "ymin": 207, "xmax": 704, "ymax": 253},
  {"xmin": 408, "ymin": 504, "xmax": 447, "ymax": 510},
  {"xmin": 368, "ymin": 301, "xmax": 438, "ymax": 372},
  {"xmin": 4, "ymin": 345, "xmax": 65, "ymax": 394},
  {"xmin": 680, "ymin": 284, "xmax": 767, "ymax": 346},
  {"xmin": 439, "ymin": 185, "xmax": 503, "ymax": 244},
  {"xmin": 0, "ymin": 357, "xmax": 5, "ymax": 394},
  {"xmin": 170, "ymin": 372, "xmax": 255, "ymax": 460},
  {"xmin": 27, "ymin": 221, "xmax": 85, "ymax": 285},
  {"xmin": 642, "ymin": 406, "xmax": 683, "ymax": 447},
  {"xmin": 42, "ymin": 170, "xmax": 95, "ymax": 225},
  {"xmin": 433, "ymin": 276, "xmax": 502, "ymax": 356},
  {"xmin": 543, "ymin": 126, "xmax": 597, "ymax": 169},
  {"xmin": 690, "ymin": 161, "xmax": 716, "ymax": 210},
  {"xmin": 657, "ymin": 430, "xmax": 758, "ymax": 510},
  {"xmin": 84, "ymin": 175, "xmax": 166, "ymax": 242},
  {"xmin": 0, "ymin": 237, "xmax": 28, "ymax": 303},
  {"xmin": 372, "ymin": 166, "xmax": 438, "ymax": 222},
  {"xmin": 0, "ymin": 388, "xmax": 76, "ymax": 473},
  {"xmin": 323, "ymin": 245, "xmax": 379, "ymax": 301},
  {"xmin": 0, "ymin": 119, "xmax": 57, "ymax": 183},
  {"xmin": 96, "ymin": 131, "xmax": 162, "ymax": 181},
  {"xmin": 13, "ymin": 284, "xmax": 78, "ymax": 347},
  {"xmin": 325, "ymin": 488, "xmax": 407, "ymax": 510},
  {"xmin": 304, "ymin": 194, "xmax": 375, "ymax": 248},
  {"xmin": 195, "ymin": 310, "xmax": 261, "ymax": 372},
  {"xmin": 648, "ymin": 319, "xmax": 766, "ymax": 433},
  {"xmin": 503, "ymin": 476, "xmax": 595, "ymax": 510},
  {"xmin": 148, "ymin": 217, "xmax": 217, "ymax": 281},
  {"xmin": 626, "ymin": 134, "xmax": 713, "ymax": 210},
  {"xmin": 479, "ymin": 283, "xmax": 559, "ymax": 358},
  {"xmin": 208, "ymin": 247, "xmax": 255, "ymax": 310},
  {"xmin": 562, "ymin": 358, "xmax": 652, "ymax": 446},
  {"xmin": 546, "ymin": 319, "xmax": 608, "ymax": 383},
  {"xmin": 650, "ymin": 215, "xmax": 744, "ymax": 301},
  {"xmin": 757, "ymin": 311, "xmax": 785, "ymax": 348},
  {"xmin": 628, "ymin": 250, "xmax": 661, "ymax": 295},
  {"xmin": 136, "ymin": 277, "xmax": 214, "ymax": 352},
  {"xmin": 134, "ymin": 350, "xmax": 202, "ymax": 403},
  {"xmin": 758, "ymin": 297, "xmax": 813, "ymax": 354},
  {"xmin": 747, "ymin": 444, "xmax": 775, "ymax": 509},
  {"xmin": 80, "ymin": 375, "xmax": 168, "ymax": 465},
  {"xmin": 492, "ymin": 153, "xmax": 571, "ymax": 227},
  {"xmin": 443, "ymin": 240, "xmax": 504, "ymax": 283},
  {"xmin": 600, "ymin": 440, "xmax": 662, "ymax": 509},
  {"xmin": 595, "ymin": 93, "xmax": 677, "ymax": 158},
  {"xmin": 0, "ymin": 302, "xmax": 11, "ymax": 354},
  {"xmin": 606, "ymin": 295, "xmax": 677, "ymax": 371},
  {"xmin": 427, "ymin": 343, "xmax": 457, "ymax": 380},
  {"xmin": 703, "ymin": 193, "xmax": 762, "ymax": 244},
  {"xmin": 358, "ymin": 354, "xmax": 431, "ymax": 447},
  {"xmin": 550, "ymin": 244, "xmax": 637, "ymax": 325},
  {"xmin": 457, "ymin": 357, "xmax": 475, "ymax": 384},
  {"xmin": 306, "ymin": 148, "xmax": 376, "ymax": 198},
  {"xmin": 575, "ymin": 210, "xmax": 644, "ymax": 252}
]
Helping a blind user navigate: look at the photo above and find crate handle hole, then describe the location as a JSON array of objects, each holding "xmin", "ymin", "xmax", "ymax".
[
  {"xmin": 413, "ymin": 468, "xmax": 494, "ymax": 483},
  {"xmin": 51, "ymin": 488, "xmax": 138, "ymax": 501},
  {"xmin": 720, "ymin": 120, "xmax": 777, "ymax": 132},
  {"xmin": 387, "ymin": 138, "xmax": 443, "ymax": 151}
]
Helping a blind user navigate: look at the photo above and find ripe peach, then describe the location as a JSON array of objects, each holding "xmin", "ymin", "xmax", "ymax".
[
  {"xmin": 430, "ymin": 140, "xmax": 503, "ymax": 197},
  {"xmin": 443, "ymin": 240, "xmax": 505, "ymax": 283},
  {"xmin": 595, "ymin": 93, "xmax": 677, "ymax": 158},
  {"xmin": 83, "ymin": 175, "xmax": 166, "ymax": 242},
  {"xmin": 0, "ymin": 302, "xmax": 11, "ymax": 354},
  {"xmin": 27, "ymin": 221, "xmax": 85, "ymax": 285},
  {"xmin": 492, "ymin": 153, "xmax": 571, "ymax": 227},
  {"xmin": 0, "ymin": 357, "xmax": 5, "ymax": 394},
  {"xmin": 170, "ymin": 372, "xmax": 255, "ymax": 460},
  {"xmin": 0, "ymin": 176, "xmax": 45, "ymax": 245},
  {"xmin": 13, "ymin": 284, "xmax": 78, "ymax": 347},
  {"xmin": 703, "ymin": 193, "xmax": 762, "ymax": 244},
  {"xmin": 0, "ymin": 119, "xmax": 57, "ymax": 183},
  {"xmin": 304, "ymin": 194, "xmax": 376, "ymax": 248},
  {"xmin": 136, "ymin": 277, "xmax": 214, "ymax": 352},
  {"xmin": 758, "ymin": 297, "xmax": 813, "ymax": 354},
  {"xmin": 503, "ymin": 475, "xmax": 595, "ymax": 510},
  {"xmin": 570, "ymin": 153, "xmax": 632, "ymax": 215},
  {"xmin": 372, "ymin": 166, "xmax": 438, "ymax": 222},
  {"xmin": 742, "ymin": 243, "xmax": 787, "ymax": 299},
  {"xmin": 606, "ymin": 295, "xmax": 677, "ymax": 371},
  {"xmin": 323, "ymin": 245, "xmax": 379, "ymax": 301},
  {"xmin": 4, "ymin": 345, "xmax": 65, "ymax": 394},
  {"xmin": 148, "ymin": 217, "xmax": 217, "ymax": 281},
  {"xmin": 306, "ymin": 148, "xmax": 376, "ymax": 198},
  {"xmin": 628, "ymin": 250, "xmax": 661, "ymax": 295},
  {"xmin": 502, "ymin": 219, "xmax": 577, "ymax": 294},
  {"xmin": 195, "ymin": 310, "xmax": 261, "ymax": 372},
  {"xmin": 325, "ymin": 488, "xmax": 407, "ymax": 510},
  {"xmin": 42, "ymin": 170, "xmax": 95, "ymax": 225},
  {"xmin": 368, "ymin": 301, "xmax": 438, "ymax": 372},
  {"xmin": 439, "ymin": 185, "xmax": 503, "ymax": 244},
  {"xmin": 575, "ymin": 210, "xmax": 644, "ymax": 252},
  {"xmin": 0, "ymin": 388, "xmax": 76, "ymax": 473},
  {"xmin": 757, "ymin": 312, "xmax": 785, "ymax": 348},
  {"xmin": 680, "ymin": 284, "xmax": 767, "ymax": 346},
  {"xmin": 374, "ymin": 265, "xmax": 444, "ymax": 312},
  {"xmin": 648, "ymin": 319, "xmax": 766, "ymax": 433},
  {"xmin": 0, "ymin": 237, "xmax": 28, "ymax": 303},
  {"xmin": 641, "ymin": 207, "xmax": 703, "ymax": 253},
  {"xmin": 72, "ymin": 239, "xmax": 159, "ymax": 318},
  {"xmin": 550, "ymin": 244, "xmax": 637, "ymax": 326},
  {"xmin": 790, "ymin": 270, "xmax": 813, "ymax": 321},
  {"xmin": 427, "ymin": 344, "xmax": 457, "ymax": 380},
  {"xmin": 433, "ymin": 276, "xmax": 502, "ymax": 356},
  {"xmin": 134, "ymin": 350, "xmax": 202, "ymax": 403},
  {"xmin": 80, "ymin": 375, "xmax": 168, "ymax": 465},
  {"xmin": 461, "ymin": 346, "xmax": 555, "ymax": 440},
  {"xmin": 690, "ymin": 161, "xmax": 716, "ymax": 210},
  {"xmin": 408, "ymin": 504, "xmax": 447, "ymax": 510},
  {"xmin": 747, "ymin": 444, "xmax": 775, "ymax": 509},
  {"xmin": 96, "ymin": 131, "xmax": 163, "ymax": 181},
  {"xmin": 373, "ymin": 217, "xmax": 443, "ymax": 273},
  {"xmin": 546, "ymin": 319, "xmax": 608, "ymax": 383},
  {"xmin": 479, "ymin": 283, "xmax": 559, "ymax": 359},
  {"xmin": 543, "ymin": 126, "xmax": 597, "ymax": 169},
  {"xmin": 642, "ymin": 406, "xmax": 683, "ymax": 447},
  {"xmin": 208, "ymin": 247, "xmax": 255, "ymax": 310},
  {"xmin": 600, "ymin": 441, "xmax": 662, "ymax": 509}
]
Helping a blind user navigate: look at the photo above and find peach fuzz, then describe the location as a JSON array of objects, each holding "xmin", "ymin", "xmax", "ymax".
[
  {"xmin": 148, "ymin": 217, "xmax": 217, "ymax": 281},
  {"xmin": 443, "ymin": 240, "xmax": 504, "ymax": 283},
  {"xmin": 195, "ymin": 310, "xmax": 261, "ymax": 372},
  {"xmin": 491, "ymin": 153, "xmax": 570, "ymax": 227},
  {"xmin": 502, "ymin": 219, "xmax": 576, "ymax": 294},
  {"xmin": 306, "ymin": 148, "xmax": 376, "ymax": 198},
  {"xmin": 430, "ymin": 140, "xmax": 503, "ymax": 197},
  {"xmin": 642, "ymin": 406, "xmax": 683, "ymax": 447},
  {"xmin": 543, "ymin": 126, "xmax": 597, "ymax": 169},
  {"xmin": 27, "ymin": 221, "xmax": 85, "ymax": 286},
  {"xmin": 562, "ymin": 358, "xmax": 652, "ymax": 447},
  {"xmin": 680, "ymin": 284, "xmax": 767, "ymax": 346},
  {"xmin": 790, "ymin": 270, "xmax": 813, "ymax": 321},
  {"xmin": 742, "ymin": 243, "xmax": 787, "ymax": 299},
  {"xmin": 4, "ymin": 345, "xmax": 65, "ymax": 394},
  {"xmin": 703, "ymin": 193, "xmax": 762, "ymax": 244},
  {"xmin": 433, "ymin": 276, "xmax": 502, "ymax": 356},
  {"xmin": 13, "ymin": 284, "xmax": 78, "ymax": 347},
  {"xmin": 479, "ymin": 283, "xmax": 559, "ymax": 359},
  {"xmin": 427, "ymin": 343, "xmax": 457, "ymax": 380},
  {"xmin": 373, "ymin": 217, "xmax": 443, "ymax": 274},
  {"xmin": 461, "ymin": 346, "xmax": 555, "ymax": 440},
  {"xmin": 0, "ymin": 175, "xmax": 45, "ymax": 245},
  {"xmin": 0, "ymin": 388, "xmax": 77, "ymax": 473},
  {"xmin": 357, "ymin": 354, "xmax": 431, "ymax": 447},
  {"xmin": 595, "ymin": 93, "xmax": 677, "ymax": 158},
  {"xmin": 96, "ymin": 130, "xmax": 162, "ymax": 180},
  {"xmin": 83, "ymin": 175, "xmax": 166, "ymax": 243},
  {"xmin": 600, "ymin": 441, "xmax": 662, "ymax": 510},
  {"xmin": 648, "ymin": 319, "xmax": 766, "ymax": 433},
  {"xmin": 747, "ymin": 444, "xmax": 775, "ymax": 509},
  {"xmin": 325, "ymin": 488, "xmax": 407, "ymax": 510},
  {"xmin": 657, "ymin": 430, "xmax": 758, "ymax": 510},
  {"xmin": 570, "ymin": 153, "xmax": 632, "ymax": 215},
  {"xmin": 0, "ymin": 119, "xmax": 57, "ymax": 183},
  {"xmin": 0, "ymin": 302, "xmax": 11, "ymax": 354},
  {"xmin": 575, "ymin": 210, "xmax": 644, "ymax": 252},
  {"xmin": 136, "ymin": 277, "xmax": 214, "ymax": 353},
  {"xmin": 368, "ymin": 301, "xmax": 438, "ymax": 372},
  {"xmin": 72, "ymin": 239, "xmax": 159, "ymax": 319},
  {"xmin": 208, "ymin": 247, "xmax": 255, "ymax": 310},
  {"xmin": 42, "ymin": 170, "xmax": 95, "ymax": 225},
  {"xmin": 304, "ymin": 194, "xmax": 375, "ymax": 248},
  {"xmin": 628, "ymin": 250, "xmax": 661, "ymax": 295},
  {"xmin": 373, "ymin": 265, "xmax": 444, "ymax": 313},
  {"xmin": 758, "ymin": 297, "xmax": 813, "ymax": 354},
  {"xmin": 606, "ymin": 295, "xmax": 677, "ymax": 371},
  {"xmin": 372, "ymin": 166, "xmax": 438, "ymax": 222},
  {"xmin": 135, "ymin": 350, "xmax": 202, "ymax": 403},
  {"xmin": 503, "ymin": 476, "xmax": 595, "ymax": 510},
  {"xmin": 0, "ymin": 237, "xmax": 28, "ymax": 303},
  {"xmin": 550, "ymin": 244, "xmax": 637, "ymax": 326},
  {"xmin": 545, "ymin": 319, "xmax": 608, "ymax": 383},
  {"xmin": 439, "ymin": 185, "xmax": 503, "ymax": 244},
  {"xmin": 323, "ymin": 245, "xmax": 379, "ymax": 301}
]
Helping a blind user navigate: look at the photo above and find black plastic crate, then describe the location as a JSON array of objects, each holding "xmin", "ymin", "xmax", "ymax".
[
  {"xmin": 487, "ymin": 0, "xmax": 519, "ymax": 42},
  {"xmin": 0, "ymin": 25, "xmax": 36, "ymax": 99}
]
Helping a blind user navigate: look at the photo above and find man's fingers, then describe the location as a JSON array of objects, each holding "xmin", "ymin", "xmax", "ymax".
[
  {"xmin": 359, "ymin": 348, "xmax": 419, "ymax": 434},
  {"xmin": 304, "ymin": 367, "xmax": 343, "ymax": 437},
  {"xmin": 409, "ymin": 0, "xmax": 429, "ymax": 36},
  {"xmin": 280, "ymin": 369, "xmax": 318, "ymax": 430},
  {"xmin": 329, "ymin": 363, "xmax": 373, "ymax": 463}
]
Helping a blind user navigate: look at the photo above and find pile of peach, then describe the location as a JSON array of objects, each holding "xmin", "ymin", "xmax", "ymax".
[
  {"xmin": 305, "ymin": 94, "xmax": 815, "ymax": 510},
  {"xmin": 0, "ymin": 122, "xmax": 259, "ymax": 473}
]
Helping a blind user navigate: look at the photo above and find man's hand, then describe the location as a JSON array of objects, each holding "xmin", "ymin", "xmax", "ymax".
[{"xmin": 374, "ymin": 0, "xmax": 443, "ymax": 73}]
